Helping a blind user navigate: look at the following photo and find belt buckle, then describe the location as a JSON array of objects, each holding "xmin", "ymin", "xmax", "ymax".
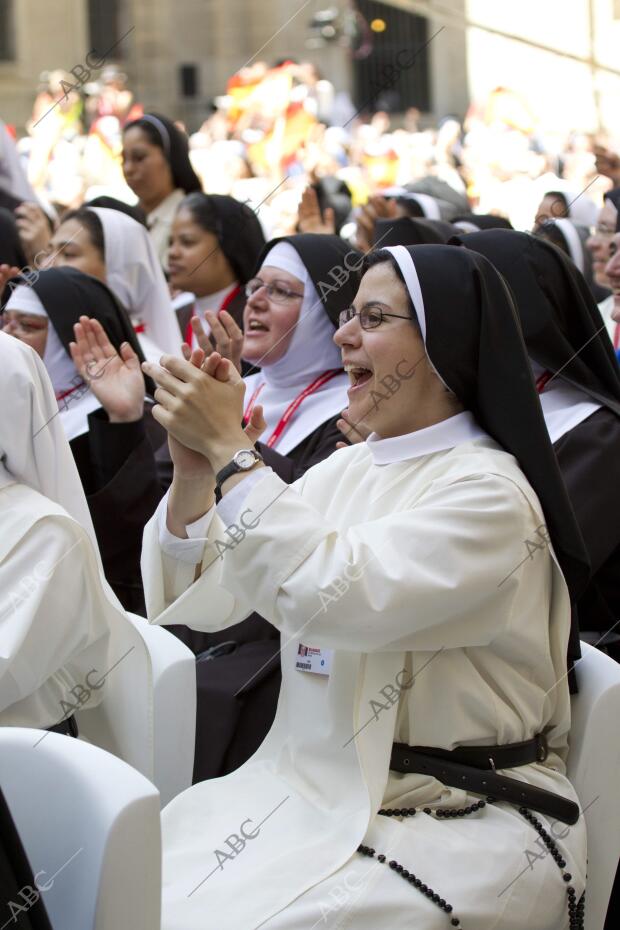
[{"xmin": 536, "ymin": 733, "xmax": 548, "ymax": 763}]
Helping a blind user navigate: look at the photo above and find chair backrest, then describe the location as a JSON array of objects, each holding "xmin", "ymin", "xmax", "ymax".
[
  {"xmin": 76, "ymin": 611, "xmax": 196, "ymax": 807},
  {"xmin": 567, "ymin": 642, "xmax": 620, "ymax": 930},
  {"xmin": 127, "ymin": 613, "xmax": 197, "ymax": 806},
  {"xmin": 0, "ymin": 728, "xmax": 161, "ymax": 930}
]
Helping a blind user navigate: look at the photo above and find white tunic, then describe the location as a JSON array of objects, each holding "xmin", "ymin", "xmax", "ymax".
[
  {"xmin": 0, "ymin": 332, "xmax": 154, "ymax": 779},
  {"xmin": 141, "ymin": 414, "xmax": 586, "ymax": 930}
]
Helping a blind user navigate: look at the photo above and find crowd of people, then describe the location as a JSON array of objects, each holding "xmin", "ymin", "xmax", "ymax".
[{"xmin": 1, "ymin": 55, "xmax": 620, "ymax": 930}]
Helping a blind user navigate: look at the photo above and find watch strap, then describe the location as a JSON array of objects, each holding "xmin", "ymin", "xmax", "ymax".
[{"xmin": 214, "ymin": 449, "xmax": 263, "ymax": 502}]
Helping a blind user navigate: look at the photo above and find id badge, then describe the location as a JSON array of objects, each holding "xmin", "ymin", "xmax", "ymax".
[{"xmin": 295, "ymin": 642, "xmax": 333, "ymax": 675}]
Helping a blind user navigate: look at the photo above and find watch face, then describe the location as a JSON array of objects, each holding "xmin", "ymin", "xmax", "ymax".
[{"xmin": 234, "ymin": 449, "xmax": 257, "ymax": 470}]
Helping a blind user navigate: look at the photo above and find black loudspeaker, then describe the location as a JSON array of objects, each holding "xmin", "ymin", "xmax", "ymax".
[{"xmin": 179, "ymin": 64, "xmax": 199, "ymax": 98}]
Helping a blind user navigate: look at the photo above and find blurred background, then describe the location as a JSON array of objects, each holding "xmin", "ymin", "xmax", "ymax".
[{"xmin": 1, "ymin": 0, "xmax": 620, "ymax": 228}]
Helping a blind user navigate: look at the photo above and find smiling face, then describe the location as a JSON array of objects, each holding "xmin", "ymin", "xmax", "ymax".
[
  {"xmin": 334, "ymin": 261, "xmax": 463, "ymax": 438},
  {"xmin": 168, "ymin": 207, "xmax": 236, "ymax": 296},
  {"xmin": 2, "ymin": 311, "xmax": 48, "ymax": 357},
  {"xmin": 586, "ymin": 200, "xmax": 617, "ymax": 286},
  {"xmin": 241, "ymin": 265, "xmax": 304, "ymax": 365},
  {"xmin": 45, "ymin": 218, "xmax": 106, "ymax": 280},
  {"xmin": 604, "ymin": 232, "xmax": 620, "ymax": 323},
  {"xmin": 122, "ymin": 127, "xmax": 175, "ymax": 211}
]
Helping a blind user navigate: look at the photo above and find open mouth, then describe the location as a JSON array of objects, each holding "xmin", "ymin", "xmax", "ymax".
[
  {"xmin": 246, "ymin": 320, "xmax": 269, "ymax": 334},
  {"xmin": 344, "ymin": 364, "xmax": 373, "ymax": 390}
]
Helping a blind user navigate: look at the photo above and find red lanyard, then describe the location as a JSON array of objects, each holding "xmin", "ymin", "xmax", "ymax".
[
  {"xmin": 56, "ymin": 380, "xmax": 86, "ymax": 403},
  {"xmin": 133, "ymin": 322, "xmax": 146, "ymax": 334},
  {"xmin": 184, "ymin": 284, "xmax": 241, "ymax": 346},
  {"xmin": 614, "ymin": 323, "xmax": 620, "ymax": 351},
  {"xmin": 244, "ymin": 369, "xmax": 342, "ymax": 448},
  {"xmin": 535, "ymin": 370, "xmax": 552, "ymax": 393}
]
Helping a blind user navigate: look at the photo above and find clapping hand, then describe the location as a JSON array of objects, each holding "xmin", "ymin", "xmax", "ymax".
[
  {"xmin": 182, "ymin": 310, "xmax": 244, "ymax": 374},
  {"xmin": 69, "ymin": 317, "xmax": 144, "ymax": 422}
]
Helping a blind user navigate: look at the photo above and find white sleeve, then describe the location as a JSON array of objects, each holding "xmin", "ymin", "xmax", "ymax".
[
  {"xmin": 143, "ymin": 464, "xmax": 548, "ymax": 651},
  {"xmin": 216, "ymin": 467, "xmax": 273, "ymax": 526},
  {"xmin": 156, "ymin": 468, "xmax": 272, "ymax": 564},
  {"xmin": 0, "ymin": 517, "xmax": 112, "ymax": 719},
  {"xmin": 157, "ymin": 492, "xmax": 217, "ymax": 564},
  {"xmin": 214, "ymin": 468, "xmax": 549, "ymax": 653}
]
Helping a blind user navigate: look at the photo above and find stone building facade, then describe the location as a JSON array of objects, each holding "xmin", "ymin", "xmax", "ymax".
[{"xmin": 0, "ymin": 0, "xmax": 619, "ymax": 136}]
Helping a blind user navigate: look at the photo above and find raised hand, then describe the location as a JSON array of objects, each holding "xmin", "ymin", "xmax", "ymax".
[
  {"xmin": 297, "ymin": 185, "xmax": 336, "ymax": 235},
  {"xmin": 13, "ymin": 202, "xmax": 53, "ymax": 266},
  {"xmin": 69, "ymin": 316, "xmax": 144, "ymax": 422},
  {"xmin": 182, "ymin": 310, "xmax": 244, "ymax": 374},
  {"xmin": 355, "ymin": 196, "xmax": 398, "ymax": 252}
]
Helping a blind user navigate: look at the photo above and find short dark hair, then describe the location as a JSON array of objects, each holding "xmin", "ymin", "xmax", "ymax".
[
  {"xmin": 124, "ymin": 113, "xmax": 202, "ymax": 194},
  {"xmin": 60, "ymin": 207, "xmax": 105, "ymax": 257}
]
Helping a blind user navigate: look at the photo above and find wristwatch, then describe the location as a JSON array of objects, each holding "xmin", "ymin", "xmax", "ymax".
[{"xmin": 215, "ymin": 448, "xmax": 264, "ymax": 500}]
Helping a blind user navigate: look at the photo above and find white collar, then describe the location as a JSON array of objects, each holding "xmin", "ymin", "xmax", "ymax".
[
  {"xmin": 146, "ymin": 188, "xmax": 185, "ymax": 224},
  {"xmin": 367, "ymin": 411, "xmax": 489, "ymax": 464},
  {"xmin": 530, "ymin": 361, "xmax": 601, "ymax": 443}
]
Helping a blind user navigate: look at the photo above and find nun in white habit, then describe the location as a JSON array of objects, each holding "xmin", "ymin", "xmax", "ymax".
[
  {"xmin": 141, "ymin": 243, "xmax": 588, "ymax": 929},
  {"xmin": 0, "ymin": 332, "xmax": 152, "ymax": 769}
]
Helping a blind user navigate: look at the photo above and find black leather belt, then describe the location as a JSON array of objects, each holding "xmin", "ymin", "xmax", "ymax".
[
  {"xmin": 46, "ymin": 715, "xmax": 79, "ymax": 738},
  {"xmin": 390, "ymin": 735, "xmax": 580, "ymax": 825}
]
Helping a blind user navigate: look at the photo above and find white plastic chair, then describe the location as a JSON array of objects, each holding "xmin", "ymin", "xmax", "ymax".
[
  {"xmin": 0, "ymin": 728, "xmax": 161, "ymax": 930},
  {"xmin": 76, "ymin": 611, "xmax": 196, "ymax": 807},
  {"xmin": 567, "ymin": 641, "xmax": 620, "ymax": 930},
  {"xmin": 127, "ymin": 613, "xmax": 197, "ymax": 806}
]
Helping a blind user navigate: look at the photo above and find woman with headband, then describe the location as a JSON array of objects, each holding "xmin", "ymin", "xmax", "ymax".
[
  {"xmin": 141, "ymin": 244, "xmax": 587, "ymax": 930},
  {"xmin": 122, "ymin": 113, "xmax": 202, "ymax": 268}
]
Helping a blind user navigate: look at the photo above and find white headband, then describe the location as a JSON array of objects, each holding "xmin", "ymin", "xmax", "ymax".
[
  {"xmin": 383, "ymin": 245, "xmax": 452, "ymax": 391},
  {"xmin": 5, "ymin": 284, "xmax": 47, "ymax": 317},
  {"xmin": 139, "ymin": 114, "xmax": 172, "ymax": 157},
  {"xmin": 453, "ymin": 220, "xmax": 479, "ymax": 234},
  {"xmin": 407, "ymin": 193, "xmax": 441, "ymax": 220},
  {"xmin": 384, "ymin": 245, "xmax": 427, "ymax": 341}
]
